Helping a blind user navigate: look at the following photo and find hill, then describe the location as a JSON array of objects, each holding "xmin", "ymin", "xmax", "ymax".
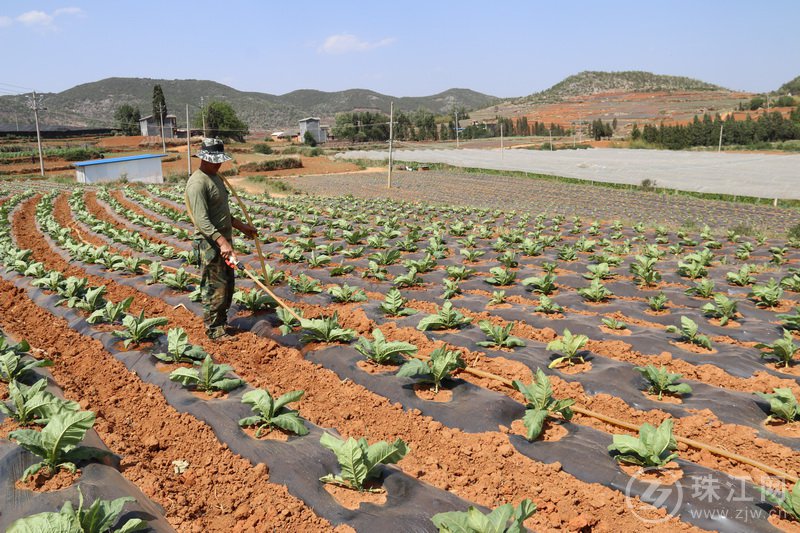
[
  {"xmin": 776, "ymin": 75, "xmax": 800, "ymax": 95},
  {"xmin": 519, "ymin": 70, "xmax": 725, "ymax": 104},
  {"xmin": 0, "ymin": 78, "xmax": 499, "ymax": 131}
]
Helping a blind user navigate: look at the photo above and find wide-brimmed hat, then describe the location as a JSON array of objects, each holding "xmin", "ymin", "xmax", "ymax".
[{"xmin": 195, "ymin": 138, "xmax": 232, "ymax": 163}]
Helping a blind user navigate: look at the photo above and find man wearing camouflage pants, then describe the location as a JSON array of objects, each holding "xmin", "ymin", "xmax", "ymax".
[{"xmin": 185, "ymin": 138, "xmax": 259, "ymax": 340}]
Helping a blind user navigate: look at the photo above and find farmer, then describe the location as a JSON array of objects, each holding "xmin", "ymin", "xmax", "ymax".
[{"xmin": 185, "ymin": 138, "xmax": 259, "ymax": 340}]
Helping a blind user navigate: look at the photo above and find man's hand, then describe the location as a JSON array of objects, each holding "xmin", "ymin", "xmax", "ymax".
[
  {"xmin": 216, "ymin": 236, "xmax": 234, "ymax": 260},
  {"xmin": 233, "ymin": 218, "xmax": 259, "ymax": 240}
]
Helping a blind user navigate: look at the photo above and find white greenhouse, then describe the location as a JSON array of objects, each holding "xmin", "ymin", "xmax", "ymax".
[{"xmin": 74, "ymin": 154, "xmax": 167, "ymax": 184}]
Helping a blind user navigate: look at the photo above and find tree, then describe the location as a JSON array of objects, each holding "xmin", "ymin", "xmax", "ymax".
[
  {"xmin": 412, "ymin": 108, "xmax": 437, "ymax": 140},
  {"xmin": 152, "ymin": 84, "xmax": 167, "ymax": 122},
  {"xmin": 114, "ymin": 104, "xmax": 141, "ymax": 136},
  {"xmin": 194, "ymin": 101, "xmax": 249, "ymax": 142},
  {"xmin": 630, "ymin": 123, "xmax": 641, "ymax": 141},
  {"xmin": 303, "ymin": 131, "xmax": 317, "ymax": 147},
  {"xmin": 331, "ymin": 112, "xmax": 389, "ymax": 143}
]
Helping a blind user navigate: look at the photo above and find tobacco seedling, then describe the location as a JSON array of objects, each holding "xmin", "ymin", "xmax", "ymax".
[
  {"xmin": 256, "ymin": 263, "xmax": 286, "ymax": 286},
  {"xmin": 701, "ymin": 294, "xmax": 739, "ymax": 326},
  {"xmin": 485, "ymin": 267, "xmax": 517, "ymax": 286},
  {"xmin": 87, "ymin": 296, "xmax": 134, "ymax": 325},
  {"xmin": 380, "ymin": 288, "xmax": 417, "ymax": 317},
  {"xmin": 233, "ymin": 288, "xmax": 277, "ymax": 311},
  {"xmin": 146, "ymin": 261, "xmax": 164, "ymax": 285},
  {"xmin": 578, "ymin": 279, "xmax": 613, "ymax": 302},
  {"xmin": 760, "ymin": 480, "xmax": 800, "ymax": 522},
  {"xmin": 417, "ymin": 301, "xmax": 472, "ymax": 331},
  {"xmin": 327, "ymin": 283, "xmax": 368, "ymax": 303},
  {"xmin": 354, "ymin": 329, "xmax": 417, "ymax": 365},
  {"xmin": 726, "ymin": 265, "xmax": 756, "ymax": 287},
  {"xmin": 74, "ymin": 285, "xmax": 108, "ymax": 313},
  {"xmin": 647, "ymin": 292, "xmax": 669, "ymax": 312},
  {"xmin": 446, "ymin": 265, "xmax": 476, "ymax": 281},
  {"xmin": 277, "ymin": 307, "xmax": 303, "ymax": 335},
  {"xmin": 782, "ymin": 273, "xmax": 800, "ymax": 293},
  {"xmin": 0, "ymin": 378, "xmax": 79, "ymax": 426},
  {"xmin": 0, "ymin": 351, "xmax": 52, "ymax": 383},
  {"xmin": 56, "ymin": 276, "xmax": 89, "ymax": 308},
  {"xmin": 666, "ymin": 316, "xmax": 713, "ymax": 350},
  {"xmin": 629, "ymin": 255, "xmax": 661, "ymax": 287},
  {"xmin": 288, "ymin": 273, "xmax": 323, "ymax": 294},
  {"xmin": 477, "ymin": 321, "xmax": 526, "ymax": 349},
  {"xmin": 441, "ymin": 278, "xmax": 461, "ymax": 299},
  {"xmin": 512, "ymin": 369, "xmax": 574, "ymax": 440},
  {"xmin": 755, "ymin": 388, "xmax": 798, "ymax": 423},
  {"xmin": 153, "ymin": 327, "xmax": 207, "ymax": 364},
  {"xmin": 521, "ymin": 273, "xmax": 557, "ymax": 295},
  {"xmin": 460, "ymin": 248, "xmax": 485, "ymax": 263},
  {"xmin": 9, "ymin": 410, "xmax": 111, "ymax": 481},
  {"xmin": 608, "ymin": 419, "xmax": 679, "ymax": 468},
  {"xmin": 169, "ymin": 354, "xmax": 245, "ymax": 394},
  {"xmin": 299, "ymin": 313, "xmax": 357, "ymax": 343},
  {"xmin": 397, "ymin": 346, "xmax": 465, "ymax": 393},
  {"xmin": 330, "ymin": 263, "xmax": 355, "ymax": 277},
  {"xmin": 749, "ymin": 279, "xmax": 783, "ymax": 308},
  {"xmin": 546, "ymin": 329, "xmax": 589, "ymax": 368},
  {"xmin": 431, "ymin": 499, "xmax": 536, "ymax": 533},
  {"xmin": 601, "ymin": 317, "xmax": 627, "ymax": 330},
  {"xmin": 488, "ymin": 290, "xmax": 507, "ymax": 305},
  {"xmin": 755, "ymin": 330, "xmax": 799, "ymax": 368},
  {"xmin": 6, "ymin": 489, "xmax": 147, "ymax": 533},
  {"xmin": 113, "ymin": 310, "xmax": 169, "ymax": 348},
  {"xmin": 635, "ymin": 365, "xmax": 692, "ymax": 400},
  {"xmin": 239, "ymin": 388, "xmax": 309, "ymax": 437},
  {"xmin": 306, "ymin": 251, "xmax": 331, "ymax": 268},
  {"xmin": 362, "ymin": 260, "xmax": 388, "ymax": 281},
  {"xmin": 535, "ymin": 295, "xmax": 563, "ymax": 314},
  {"xmin": 32, "ymin": 270, "xmax": 66, "ymax": 292},
  {"xmin": 584, "ymin": 262, "xmax": 612, "ymax": 281},
  {"xmin": 777, "ymin": 307, "xmax": 800, "ymax": 332},
  {"xmin": 319, "ymin": 433, "xmax": 408, "ymax": 491}
]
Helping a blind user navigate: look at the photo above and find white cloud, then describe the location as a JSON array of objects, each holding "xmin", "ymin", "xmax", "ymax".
[
  {"xmin": 11, "ymin": 7, "xmax": 83, "ymax": 30},
  {"xmin": 17, "ymin": 10, "xmax": 53, "ymax": 27},
  {"xmin": 319, "ymin": 34, "xmax": 395, "ymax": 54}
]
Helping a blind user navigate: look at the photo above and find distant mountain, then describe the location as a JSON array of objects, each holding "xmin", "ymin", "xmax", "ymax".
[
  {"xmin": 518, "ymin": 70, "xmax": 726, "ymax": 104},
  {"xmin": 776, "ymin": 75, "xmax": 800, "ymax": 95},
  {"xmin": 0, "ymin": 77, "xmax": 499, "ymax": 131}
]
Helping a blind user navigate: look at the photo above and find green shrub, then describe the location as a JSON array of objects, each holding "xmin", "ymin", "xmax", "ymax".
[
  {"xmin": 239, "ymin": 157, "xmax": 303, "ymax": 172},
  {"xmin": 253, "ymin": 143, "xmax": 273, "ymax": 154}
]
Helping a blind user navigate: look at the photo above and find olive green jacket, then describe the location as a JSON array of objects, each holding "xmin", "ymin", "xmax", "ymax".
[{"xmin": 185, "ymin": 169, "xmax": 233, "ymax": 243}]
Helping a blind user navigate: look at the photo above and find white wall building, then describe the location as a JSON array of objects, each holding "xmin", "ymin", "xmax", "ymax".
[
  {"xmin": 298, "ymin": 117, "xmax": 327, "ymax": 143},
  {"xmin": 74, "ymin": 154, "xmax": 166, "ymax": 184},
  {"xmin": 139, "ymin": 114, "xmax": 177, "ymax": 137}
]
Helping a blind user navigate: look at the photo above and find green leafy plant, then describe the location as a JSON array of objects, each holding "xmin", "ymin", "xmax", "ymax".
[
  {"xmin": 169, "ymin": 354, "xmax": 244, "ymax": 394},
  {"xmin": 778, "ymin": 307, "xmax": 800, "ymax": 332},
  {"xmin": 534, "ymin": 295, "xmax": 563, "ymax": 314},
  {"xmin": 327, "ymin": 283, "xmax": 368, "ymax": 303},
  {"xmin": 162, "ymin": 267, "xmax": 192, "ymax": 291},
  {"xmin": 239, "ymin": 388, "xmax": 308, "ymax": 437},
  {"xmin": 277, "ymin": 307, "xmax": 303, "ymax": 335},
  {"xmin": 760, "ymin": 480, "xmax": 800, "ymax": 522},
  {"xmin": 319, "ymin": 432, "xmax": 409, "ymax": 491},
  {"xmin": 0, "ymin": 350, "xmax": 52, "ymax": 384},
  {"xmin": 488, "ymin": 290, "xmax": 507, "ymax": 305},
  {"xmin": 755, "ymin": 388, "xmax": 798, "ymax": 424},
  {"xmin": 726, "ymin": 265, "xmax": 756, "ymax": 287},
  {"xmin": 431, "ymin": 499, "xmax": 536, "ymax": 533},
  {"xmin": 74, "ymin": 285, "xmax": 108, "ymax": 313},
  {"xmin": 9, "ymin": 410, "xmax": 111, "ymax": 480},
  {"xmin": 546, "ymin": 329, "xmax": 589, "ymax": 368},
  {"xmin": 256, "ymin": 263, "xmax": 286, "ymax": 286},
  {"xmin": 601, "ymin": 317, "xmax": 627, "ymax": 330},
  {"xmin": 417, "ymin": 301, "xmax": 472, "ymax": 331},
  {"xmin": 666, "ymin": 316, "xmax": 713, "ymax": 350},
  {"xmin": 441, "ymin": 278, "xmax": 461, "ymax": 299},
  {"xmin": 446, "ymin": 265, "xmax": 476, "ymax": 281},
  {"xmin": 782, "ymin": 273, "xmax": 800, "ymax": 293},
  {"xmin": 354, "ymin": 329, "xmax": 417, "ymax": 365},
  {"xmin": 0, "ymin": 378, "xmax": 79, "ymax": 426},
  {"xmin": 233, "ymin": 288, "xmax": 277, "ymax": 311},
  {"xmin": 635, "ymin": 365, "xmax": 692, "ymax": 400},
  {"xmin": 578, "ymin": 279, "xmax": 613, "ymax": 302},
  {"xmin": 749, "ymin": 279, "xmax": 783, "ymax": 308},
  {"xmin": 362, "ymin": 260, "xmax": 388, "ymax": 281},
  {"xmin": 512, "ymin": 369, "xmax": 574, "ymax": 440},
  {"xmin": 608, "ymin": 419, "xmax": 679, "ymax": 468},
  {"xmin": 755, "ymin": 329, "xmax": 799, "ymax": 368},
  {"xmin": 146, "ymin": 261, "xmax": 163, "ymax": 285},
  {"xmin": 153, "ymin": 327, "xmax": 207, "ymax": 364},
  {"xmin": 397, "ymin": 346, "xmax": 465, "ymax": 393},
  {"xmin": 32, "ymin": 270, "xmax": 66, "ymax": 292},
  {"xmin": 521, "ymin": 273, "xmax": 556, "ymax": 295},
  {"xmin": 112, "ymin": 310, "xmax": 168, "ymax": 348},
  {"xmin": 629, "ymin": 255, "xmax": 662, "ymax": 287},
  {"xmin": 485, "ymin": 267, "xmax": 517, "ymax": 286},
  {"xmin": 647, "ymin": 292, "xmax": 669, "ymax": 312},
  {"xmin": 299, "ymin": 313, "xmax": 357, "ymax": 343},
  {"xmin": 288, "ymin": 273, "xmax": 323, "ymax": 294},
  {"xmin": 56, "ymin": 276, "xmax": 89, "ymax": 308},
  {"xmin": 684, "ymin": 278, "xmax": 716, "ymax": 298},
  {"xmin": 6, "ymin": 489, "xmax": 147, "ymax": 533},
  {"xmin": 460, "ymin": 248, "xmax": 485, "ymax": 262},
  {"xmin": 369, "ymin": 249, "xmax": 401, "ymax": 266},
  {"xmin": 380, "ymin": 288, "xmax": 417, "ymax": 317},
  {"xmin": 477, "ymin": 321, "xmax": 526, "ymax": 349},
  {"xmin": 584, "ymin": 262, "xmax": 612, "ymax": 281},
  {"xmin": 87, "ymin": 296, "xmax": 134, "ymax": 325},
  {"xmin": 697, "ymin": 288, "xmax": 737, "ymax": 321}
]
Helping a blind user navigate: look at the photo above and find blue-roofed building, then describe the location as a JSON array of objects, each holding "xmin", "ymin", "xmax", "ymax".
[{"xmin": 73, "ymin": 154, "xmax": 167, "ymax": 184}]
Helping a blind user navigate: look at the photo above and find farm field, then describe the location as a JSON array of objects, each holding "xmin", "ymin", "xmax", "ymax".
[
  {"xmin": 1, "ymin": 176, "xmax": 800, "ymax": 532},
  {"xmin": 337, "ymin": 148, "xmax": 800, "ymax": 200}
]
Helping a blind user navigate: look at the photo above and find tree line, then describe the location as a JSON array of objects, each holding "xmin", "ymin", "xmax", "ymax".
[{"xmin": 631, "ymin": 109, "xmax": 800, "ymax": 149}]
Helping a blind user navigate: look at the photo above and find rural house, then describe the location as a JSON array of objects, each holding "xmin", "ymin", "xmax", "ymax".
[
  {"xmin": 73, "ymin": 154, "xmax": 166, "ymax": 184},
  {"xmin": 298, "ymin": 117, "xmax": 327, "ymax": 143},
  {"xmin": 139, "ymin": 114, "xmax": 177, "ymax": 137}
]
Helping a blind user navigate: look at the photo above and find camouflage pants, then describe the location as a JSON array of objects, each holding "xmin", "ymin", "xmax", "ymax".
[{"xmin": 194, "ymin": 238, "xmax": 235, "ymax": 332}]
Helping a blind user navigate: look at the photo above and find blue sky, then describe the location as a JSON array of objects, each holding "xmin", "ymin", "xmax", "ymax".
[{"xmin": 2, "ymin": 0, "xmax": 798, "ymax": 97}]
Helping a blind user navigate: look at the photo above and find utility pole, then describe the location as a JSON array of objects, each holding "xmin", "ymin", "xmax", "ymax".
[
  {"xmin": 549, "ymin": 128, "xmax": 553, "ymax": 151},
  {"xmin": 186, "ymin": 104, "xmax": 192, "ymax": 177},
  {"xmin": 158, "ymin": 103, "xmax": 166, "ymax": 153},
  {"xmin": 500, "ymin": 121, "xmax": 503, "ymax": 159},
  {"xmin": 718, "ymin": 123, "xmax": 724, "ymax": 153},
  {"xmin": 27, "ymin": 91, "xmax": 45, "ymax": 177},
  {"xmin": 200, "ymin": 96, "xmax": 207, "ymax": 137},
  {"xmin": 387, "ymin": 101, "xmax": 394, "ymax": 189},
  {"xmin": 455, "ymin": 111, "xmax": 459, "ymax": 148}
]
